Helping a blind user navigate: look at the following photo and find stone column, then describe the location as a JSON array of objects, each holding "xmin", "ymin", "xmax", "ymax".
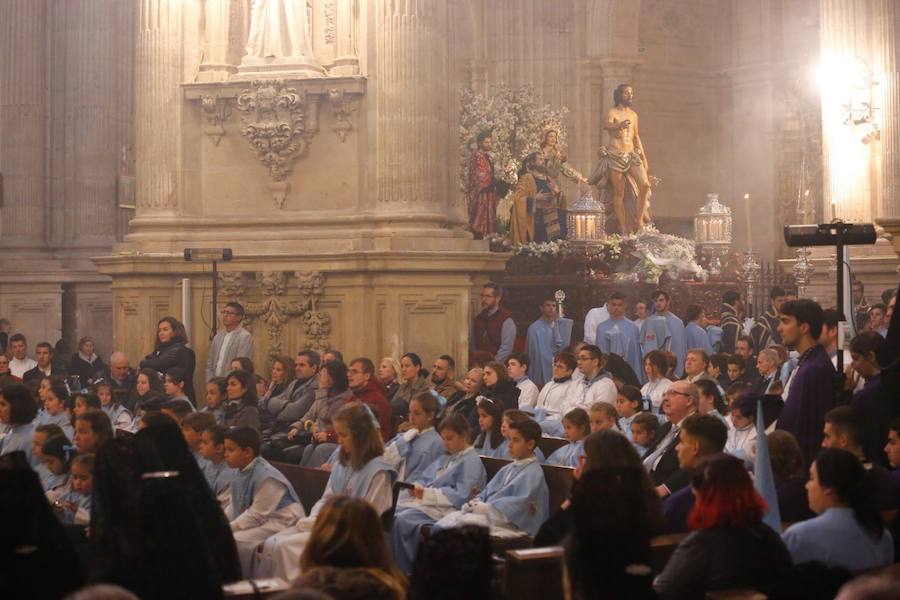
[
  {"xmin": 374, "ymin": 0, "xmax": 449, "ymax": 223},
  {"xmin": 875, "ymin": 0, "xmax": 900, "ymax": 219},
  {"xmin": 135, "ymin": 0, "xmax": 184, "ymax": 214},
  {"xmin": 60, "ymin": 0, "xmax": 122, "ymax": 247},
  {"xmin": 198, "ymin": 0, "xmax": 245, "ymax": 82},
  {"xmin": 0, "ymin": 0, "xmax": 47, "ymax": 248}
]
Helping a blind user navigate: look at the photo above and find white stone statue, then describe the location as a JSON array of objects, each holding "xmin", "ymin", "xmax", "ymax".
[{"xmin": 239, "ymin": 0, "xmax": 325, "ymax": 78}]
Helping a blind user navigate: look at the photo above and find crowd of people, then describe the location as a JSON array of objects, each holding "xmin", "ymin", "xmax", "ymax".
[{"xmin": 2, "ymin": 281, "xmax": 900, "ymax": 599}]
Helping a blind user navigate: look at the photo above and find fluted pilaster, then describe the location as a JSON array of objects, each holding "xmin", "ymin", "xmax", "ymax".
[
  {"xmin": 0, "ymin": 0, "xmax": 47, "ymax": 247},
  {"xmin": 135, "ymin": 0, "xmax": 184, "ymax": 213},
  {"xmin": 375, "ymin": 1, "xmax": 449, "ymax": 214}
]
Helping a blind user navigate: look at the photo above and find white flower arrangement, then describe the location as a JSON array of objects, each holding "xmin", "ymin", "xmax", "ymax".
[{"xmin": 459, "ymin": 85, "xmax": 569, "ymax": 193}]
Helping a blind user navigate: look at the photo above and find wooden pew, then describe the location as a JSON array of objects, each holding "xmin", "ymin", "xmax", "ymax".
[
  {"xmin": 538, "ymin": 436, "xmax": 569, "ymax": 459},
  {"xmin": 271, "ymin": 461, "xmax": 330, "ymax": 514},
  {"xmin": 504, "ymin": 546, "xmax": 567, "ymax": 600},
  {"xmin": 481, "ymin": 455, "xmax": 511, "ymax": 482},
  {"xmin": 650, "ymin": 532, "xmax": 688, "ymax": 573},
  {"xmin": 541, "ymin": 463, "xmax": 575, "ymax": 513}
]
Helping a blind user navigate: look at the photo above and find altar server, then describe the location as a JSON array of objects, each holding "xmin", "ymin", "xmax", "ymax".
[
  {"xmin": 389, "ymin": 414, "xmax": 487, "ymax": 573},
  {"xmin": 640, "ymin": 290, "xmax": 687, "ymax": 377},
  {"xmin": 433, "ymin": 417, "xmax": 549, "ymax": 539},
  {"xmin": 526, "ymin": 294, "xmax": 574, "ymax": 387},
  {"xmin": 546, "ymin": 408, "xmax": 589, "ymax": 467},
  {"xmin": 257, "ymin": 403, "xmax": 396, "ymax": 582},
  {"xmin": 595, "ymin": 291, "xmax": 645, "ymax": 385},
  {"xmin": 223, "ymin": 426, "xmax": 305, "ymax": 578},
  {"xmin": 384, "ymin": 392, "xmax": 445, "ymax": 482}
]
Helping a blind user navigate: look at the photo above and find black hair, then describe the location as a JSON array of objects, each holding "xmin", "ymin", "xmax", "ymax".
[
  {"xmin": 618, "ymin": 385, "xmax": 643, "ymax": 407},
  {"xmin": 815, "ymin": 447, "xmax": 884, "ymax": 539},
  {"xmin": 224, "ymin": 301, "xmax": 244, "ymax": 317},
  {"xmin": 437, "ymin": 413, "xmax": 470, "ymax": 439},
  {"xmin": 680, "ymin": 414, "xmax": 728, "ymax": 455},
  {"xmin": 183, "ymin": 411, "xmax": 216, "ymax": 433},
  {"xmin": 476, "ymin": 130, "xmax": 492, "ymax": 144},
  {"xmin": 35, "ymin": 341, "xmax": 53, "ymax": 353},
  {"xmin": 579, "ymin": 344, "xmax": 603, "ymax": 361},
  {"xmin": 297, "ymin": 349, "xmax": 321, "ymax": 367},
  {"xmin": 1, "ymin": 383, "xmax": 37, "ymax": 424},
  {"xmin": 822, "ymin": 308, "xmax": 845, "ymax": 330},
  {"xmin": 401, "ymin": 352, "xmax": 422, "ymax": 368},
  {"xmin": 726, "ymin": 355, "xmax": 746, "ymax": 369},
  {"xmin": 850, "ymin": 331, "xmax": 884, "ymax": 361},
  {"xmin": 612, "ymin": 83, "xmax": 631, "ymax": 106},
  {"xmin": 230, "ymin": 357, "xmax": 254, "ymax": 374},
  {"xmin": 505, "ymin": 351, "xmax": 530, "ymax": 369},
  {"xmin": 437, "ymin": 354, "xmax": 456, "ymax": 371},
  {"xmin": 42, "ymin": 435, "xmax": 77, "ymax": 468},
  {"xmin": 554, "ymin": 351, "xmax": 577, "ymax": 372},
  {"xmin": 226, "ymin": 369, "xmax": 260, "ymax": 405},
  {"xmin": 482, "ymin": 282, "xmax": 503, "ymax": 297},
  {"xmin": 8, "ymin": 333, "xmax": 26, "ymax": 346},
  {"xmin": 165, "ymin": 367, "xmax": 188, "ymax": 386},
  {"xmin": 770, "ymin": 286, "xmax": 787, "ymax": 300},
  {"xmin": 475, "ymin": 397, "xmax": 504, "ymax": 450},
  {"xmin": 323, "ymin": 349, "xmax": 344, "ymax": 364},
  {"xmin": 563, "ymin": 408, "xmax": 591, "ymax": 436},
  {"xmin": 684, "ymin": 304, "xmax": 705, "ymax": 324},
  {"xmin": 75, "ymin": 392, "xmax": 102, "ymax": 411},
  {"xmin": 722, "ymin": 290, "xmax": 741, "ymax": 306},
  {"xmin": 695, "ymin": 379, "xmax": 728, "ymax": 415},
  {"xmin": 643, "ymin": 350, "xmax": 668, "ymax": 375},
  {"xmin": 47, "ymin": 381, "xmax": 71, "ymax": 406},
  {"xmin": 651, "ymin": 289, "xmax": 669, "ymax": 301},
  {"xmin": 320, "ymin": 361, "xmax": 349, "ymax": 394},
  {"xmin": 779, "ymin": 299, "xmax": 825, "ymax": 339},
  {"xmin": 508, "ymin": 417, "xmax": 542, "ymax": 447},
  {"xmin": 709, "ymin": 353, "xmax": 729, "ymax": 373},
  {"xmin": 161, "ymin": 399, "xmax": 193, "ymax": 419},
  {"xmin": 205, "ymin": 424, "xmax": 227, "ymax": 445},
  {"xmin": 824, "ymin": 406, "xmax": 866, "ymax": 450},
  {"xmin": 349, "ymin": 357, "xmax": 376, "ymax": 375},
  {"xmin": 224, "ymin": 426, "xmax": 261, "ymax": 456},
  {"xmin": 608, "ymin": 291, "xmax": 626, "ymax": 302}
]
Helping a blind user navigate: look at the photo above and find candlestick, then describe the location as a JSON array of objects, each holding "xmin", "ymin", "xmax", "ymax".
[{"xmin": 744, "ymin": 193, "xmax": 752, "ymax": 251}]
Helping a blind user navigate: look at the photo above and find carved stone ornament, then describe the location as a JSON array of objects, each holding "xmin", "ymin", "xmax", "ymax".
[
  {"xmin": 241, "ymin": 271, "xmax": 331, "ymax": 357},
  {"xmin": 235, "ymin": 80, "xmax": 318, "ymax": 208},
  {"xmin": 327, "ymin": 89, "xmax": 357, "ymax": 142},
  {"xmin": 218, "ymin": 271, "xmax": 247, "ymax": 299},
  {"xmin": 200, "ymin": 94, "xmax": 232, "ymax": 146}
]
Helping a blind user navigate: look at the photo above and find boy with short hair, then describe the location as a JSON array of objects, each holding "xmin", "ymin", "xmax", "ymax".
[
  {"xmin": 725, "ymin": 356, "xmax": 747, "ymax": 385},
  {"xmin": 223, "ymin": 426, "xmax": 305, "ymax": 577},
  {"xmin": 725, "ymin": 394, "xmax": 757, "ymax": 466},
  {"xmin": 434, "ymin": 417, "xmax": 549, "ymax": 538},
  {"xmin": 199, "ymin": 423, "xmax": 238, "ymax": 504},
  {"xmin": 182, "ymin": 411, "xmax": 217, "ymax": 467},
  {"xmin": 630, "ymin": 412, "xmax": 660, "ymax": 457},
  {"xmin": 164, "ymin": 367, "xmax": 194, "ymax": 408},
  {"xmin": 505, "ymin": 352, "xmax": 539, "ymax": 409}
]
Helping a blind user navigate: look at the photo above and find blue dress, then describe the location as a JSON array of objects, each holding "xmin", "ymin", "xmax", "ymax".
[
  {"xmin": 596, "ymin": 317, "xmax": 645, "ymax": 385},
  {"xmin": 782, "ymin": 507, "xmax": 894, "ymax": 571},
  {"xmin": 385, "ymin": 428, "xmax": 445, "ymax": 482},
  {"xmin": 390, "ymin": 447, "xmax": 487, "ymax": 573},
  {"xmin": 526, "ymin": 318, "xmax": 573, "ymax": 387},
  {"xmin": 545, "ymin": 440, "xmax": 583, "ymax": 467},
  {"xmin": 0, "ymin": 423, "xmax": 34, "ymax": 464}
]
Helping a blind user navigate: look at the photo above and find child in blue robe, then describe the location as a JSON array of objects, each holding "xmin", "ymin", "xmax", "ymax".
[
  {"xmin": 96, "ymin": 381, "xmax": 134, "ymax": 431},
  {"xmin": 199, "ymin": 423, "xmax": 238, "ymax": 505},
  {"xmin": 384, "ymin": 392, "xmax": 445, "ymax": 482},
  {"xmin": 181, "ymin": 411, "xmax": 217, "ymax": 472},
  {"xmin": 34, "ymin": 381, "xmax": 75, "ymax": 440},
  {"xmin": 257, "ymin": 403, "xmax": 397, "ymax": 582},
  {"xmin": 630, "ymin": 412, "xmax": 660, "ymax": 457},
  {"xmin": 546, "ymin": 408, "xmax": 588, "ymax": 467},
  {"xmin": 203, "ymin": 378, "xmax": 228, "ymax": 424},
  {"xmin": 41, "ymin": 434, "xmax": 76, "ymax": 502},
  {"xmin": 474, "ymin": 397, "xmax": 505, "ymax": 457},
  {"xmin": 390, "ymin": 413, "xmax": 487, "ymax": 573},
  {"xmin": 223, "ymin": 426, "xmax": 305, "ymax": 578},
  {"xmin": 33, "ymin": 425, "xmax": 69, "ymax": 492},
  {"xmin": 616, "ymin": 386, "xmax": 643, "ymax": 441},
  {"xmin": 434, "ymin": 417, "xmax": 549, "ymax": 539},
  {"xmin": 54, "ymin": 453, "xmax": 93, "ymax": 525},
  {"xmin": 596, "ymin": 309, "xmax": 645, "ymax": 385},
  {"xmin": 499, "ymin": 410, "xmax": 546, "ymax": 462}
]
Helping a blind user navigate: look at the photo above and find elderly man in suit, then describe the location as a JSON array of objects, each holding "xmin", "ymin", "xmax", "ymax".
[
  {"xmin": 205, "ymin": 302, "xmax": 254, "ymax": 381},
  {"xmin": 642, "ymin": 380, "xmax": 699, "ymax": 498}
]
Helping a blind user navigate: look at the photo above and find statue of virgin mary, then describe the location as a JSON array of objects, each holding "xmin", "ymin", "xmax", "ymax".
[{"xmin": 239, "ymin": 0, "xmax": 325, "ymax": 77}]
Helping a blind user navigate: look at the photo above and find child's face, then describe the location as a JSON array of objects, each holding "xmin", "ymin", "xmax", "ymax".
[
  {"xmin": 334, "ymin": 420, "xmax": 353, "ymax": 454},
  {"xmin": 506, "ymin": 359, "xmax": 526, "ymax": 381},
  {"xmin": 70, "ymin": 463, "xmax": 93, "ymax": 495},
  {"xmin": 182, "ymin": 425, "xmax": 202, "ymax": 450},
  {"xmin": 506, "ymin": 429, "xmax": 535, "ymax": 461},
  {"xmin": 562, "ymin": 419, "xmax": 585, "ymax": 442},
  {"xmin": 32, "ymin": 431, "xmax": 48, "ymax": 459},
  {"xmin": 500, "ymin": 416, "xmax": 511, "ymax": 438},
  {"xmin": 205, "ymin": 383, "xmax": 224, "ymax": 409},
  {"xmin": 164, "ymin": 376, "xmax": 181, "ymax": 397},
  {"xmin": 708, "ymin": 364, "xmax": 721, "ymax": 379},
  {"xmin": 136, "ymin": 374, "xmax": 151, "ymax": 395},
  {"xmin": 38, "ymin": 379, "xmax": 51, "ymax": 402},
  {"xmin": 199, "ymin": 430, "xmax": 223, "ymax": 461},
  {"xmin": 441, "ymin": 429, "xmax": 468, "ymax": 454},
  {"xmin": 615, "ymin": 395, "xmax": 638, "ymax": 418},
  {"xmin": 223, "ymin": 438, "xmax": 254, "ymax": 469},
  {"xmin": 631, "ymin": 424, "xmax": 653, "ymax": 447},
  {"xmin": 74, "ymin": 419, "xmax": 98, "ymax": 454},
  {"xmin": 730, "ymin": 409, "xmax": 752, "ymax": 429},
  {"xmin": 408, "ymin": 400, "xmax": 432, "ymax": 431},
  {"xmin": 74, "ymin": 397, "xmax": 88, "ymax": 417},
  {"xmin": 590, "ymin": 411, "xmax": 615, "ymax": 433},
  {"xmin": 727, "ymin": 364, "xmax": 743, "ymax": 381},
  {"xmin": 97, "ymin": 387, "xmax": 112, "ymax": 406},
  {"xmin": 477, "ymin": 408, "xmax": 493, "ymax": 432},
  {"xmin": 44, "ymin": 454, "xmax": 66, "ymax": 476},
  {"xmin": 44, "ymin": 392, "xmax": 64, "ymax": 415}
]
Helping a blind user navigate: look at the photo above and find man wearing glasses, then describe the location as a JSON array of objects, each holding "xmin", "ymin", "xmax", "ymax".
[
  {"xmin": 206, "ymin": 302, "xmax": 255, "ymax": 380},
  {"xmin": 642, "ymin": 380, "xmax": 699, "ymax": 497}
]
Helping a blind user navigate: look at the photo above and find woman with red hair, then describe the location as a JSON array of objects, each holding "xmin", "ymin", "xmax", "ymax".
[{"xmin": 654, "ymin": 454, "xmax": 792, "ymax": 598}]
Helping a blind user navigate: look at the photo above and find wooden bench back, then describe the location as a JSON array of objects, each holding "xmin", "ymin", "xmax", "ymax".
[
  {"xmin": 504, "ymin": 546, "xmax": 567, "ymax": 600},
  {"xmin": 540, "ymin": 463, "xmax": 575, "ymax": 512},
  {"xmin": 538, "ymin": 436, "xmax": 569, "ymax": 459},
  {"xmin": 271, "ymin": 461, "xmax": 330, "ymax": 514}
]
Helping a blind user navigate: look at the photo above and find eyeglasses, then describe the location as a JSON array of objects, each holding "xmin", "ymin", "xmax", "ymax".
[{"xmin": 221, "ymin": 310, "xmax": 240, "ymax": 316}]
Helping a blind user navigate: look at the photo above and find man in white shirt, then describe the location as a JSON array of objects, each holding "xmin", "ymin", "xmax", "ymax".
[
  {"xmin": 505, "ymin": 352, "xmax": 539, "ymax": 409},
  {"xmin": 572, "ymin": 345, "xmax": 618, "ymax": 409},
  {"xmin": 206, "ymin": 302, "xmax": 255, "ymax": 381},
  {"xmin": 8, "ymin": 334, "xmax": 37, "ymax": 379},
  {"xmin": 582, "ymin": 303, "xmax": 609, "ymax": 345}
]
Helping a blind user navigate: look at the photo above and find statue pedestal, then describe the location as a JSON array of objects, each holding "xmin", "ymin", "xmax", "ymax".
[{"xmin": 236, "ymin": 55, "xmax": 326, "ymax": 79}]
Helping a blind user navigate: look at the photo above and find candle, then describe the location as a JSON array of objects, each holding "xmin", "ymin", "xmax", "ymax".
[{"xmin": 744, "ymin": 193, "xmax": 752, "ymax": 250}]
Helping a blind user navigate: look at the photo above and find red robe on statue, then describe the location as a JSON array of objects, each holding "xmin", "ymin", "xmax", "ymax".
[{"xmin": 468, "ymin": 149, "xmax": 497, "ymax": 237}]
